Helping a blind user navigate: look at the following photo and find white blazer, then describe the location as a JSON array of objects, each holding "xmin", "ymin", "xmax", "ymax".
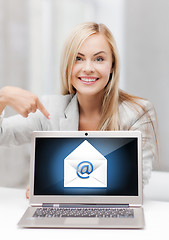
[{"xmin": 0, "ymin": 94, "xmax": 158, "ymax": 185}]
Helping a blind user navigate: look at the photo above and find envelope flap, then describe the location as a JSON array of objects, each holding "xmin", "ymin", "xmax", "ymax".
[{"xmin": 65, "ymin": 140, "xmax": 106, "ymax": 161}]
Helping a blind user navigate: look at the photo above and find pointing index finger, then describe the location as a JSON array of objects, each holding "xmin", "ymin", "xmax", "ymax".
[{"xmin": 37, "ymin": 98, "xmax": 50, "ymax": 119}]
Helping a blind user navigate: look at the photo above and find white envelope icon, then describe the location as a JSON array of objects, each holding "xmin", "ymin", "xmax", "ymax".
[{"xmin": 64, "ymin": 140, "xmax": 107, "ymax": 188}]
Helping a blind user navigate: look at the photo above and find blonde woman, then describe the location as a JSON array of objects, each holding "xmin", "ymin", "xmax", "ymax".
[{"xmin": 0, "ymin": 22, "xmax": 158, "ymax": 197}]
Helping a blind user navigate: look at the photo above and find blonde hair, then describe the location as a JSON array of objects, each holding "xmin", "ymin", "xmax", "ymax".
[{"xmin": 60, "ymin": 22, "xmax": 120, "ymax": 130}]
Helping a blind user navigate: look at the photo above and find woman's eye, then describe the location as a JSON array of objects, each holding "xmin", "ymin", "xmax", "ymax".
[
  {"xmin": 76, "ymin": 56, "xmax": 82, "ymax": 61},
  {"xmin": 95, "ymin": 57, "xmax": 104, "ymax": 62}
]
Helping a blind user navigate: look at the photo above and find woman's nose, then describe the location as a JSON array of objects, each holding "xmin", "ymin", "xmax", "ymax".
[{"xmin": 82, "ymin": 60, "xmax": 95, "ymax": 73}]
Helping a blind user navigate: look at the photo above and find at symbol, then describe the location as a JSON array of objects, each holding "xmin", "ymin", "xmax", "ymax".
[{"xmin": 76, "ymin": 161, "xmax": 93, "ymax": 179}]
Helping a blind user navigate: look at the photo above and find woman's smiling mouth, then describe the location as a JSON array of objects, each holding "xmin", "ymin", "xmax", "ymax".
[{"xmin": 78, "ymin": 76, "xmax": 99, "ymax": 84}]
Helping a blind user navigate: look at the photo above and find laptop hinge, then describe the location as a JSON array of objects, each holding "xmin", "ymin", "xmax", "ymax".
[
  {"xmin": 31, "ymin": 204, "xmax": 43, "ymax": 207},
  {"xmin": 31, "ymin": 203, "xmax": 131, "ymax": 208},
  {"xmin": 129, "ymin": 204, "xmax": 142, "ymax": 208},
  {"xmin": 56, "ymin": 204, "xmax": 129, "ymax": 208},
  {"xmin": 42, "ymin": 203, "xmax": 59, "ymax": 208},
  {"xmin": 30, "ymin": 203, "xmax": 59, "ymax": 207}
]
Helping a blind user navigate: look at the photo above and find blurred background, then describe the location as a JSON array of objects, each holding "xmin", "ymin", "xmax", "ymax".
[{"xmin": 0, "ymin": 0, "xmax": 169, "ymax": 188}]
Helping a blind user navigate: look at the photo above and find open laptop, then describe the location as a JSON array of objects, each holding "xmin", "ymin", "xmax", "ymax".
[{"xmin": 18, "ymin": 131, "xmax": 145, "ymax": 229}]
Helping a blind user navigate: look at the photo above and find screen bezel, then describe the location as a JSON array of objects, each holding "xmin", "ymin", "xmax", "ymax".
[{"xmin": 29, "ymin": 131, "xmax": 142, "ymax": 206}]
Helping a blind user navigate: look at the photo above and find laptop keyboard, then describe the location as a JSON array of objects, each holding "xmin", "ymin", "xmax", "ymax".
[{"xmin": 33, "ymin": 207, "xmax": 134, "ymax": 218}]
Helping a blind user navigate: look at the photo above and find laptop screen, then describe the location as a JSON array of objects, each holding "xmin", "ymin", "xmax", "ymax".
[{"xmin": 34, "ymin": 137, "xmax": 138, "ymax": 196}]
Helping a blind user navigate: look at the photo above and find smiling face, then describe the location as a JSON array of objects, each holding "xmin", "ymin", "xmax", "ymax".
[{"xmin": 71, "ymin": 33, "xmax": 113, "ymax": 97}]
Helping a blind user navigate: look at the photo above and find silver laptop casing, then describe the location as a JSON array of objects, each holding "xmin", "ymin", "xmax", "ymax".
[{"xmin": 18, "ymin": 131, "xmax": 144, "ymax": 228}]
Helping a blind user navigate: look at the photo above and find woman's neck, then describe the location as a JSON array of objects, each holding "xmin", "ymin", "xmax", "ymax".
[
  {"xmin": 77, "ymin": 92, "xmax": 103, "ymax": 130},
  {"xmin": 77, "ymin": 93, "xmax": 103, "ymax": 115}
]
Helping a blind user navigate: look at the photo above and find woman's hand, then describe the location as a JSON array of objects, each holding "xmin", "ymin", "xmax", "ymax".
[
  {"xmin": 0, "ymin": 86, "xmax": 50, "ymax": 119},
  {"xmin": 26, "ymin": 185, "xmax": 30, "ymax": 199}
]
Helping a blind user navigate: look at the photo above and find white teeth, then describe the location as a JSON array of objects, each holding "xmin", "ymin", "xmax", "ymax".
[{"xmin": 80, "ymin": 78, "xmax": 97, "ymax": 82}]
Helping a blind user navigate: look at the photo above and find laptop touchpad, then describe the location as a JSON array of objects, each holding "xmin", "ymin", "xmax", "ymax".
[{"xmin": 64, "ymin": 218, "xmax": 99, "ymax": 226}]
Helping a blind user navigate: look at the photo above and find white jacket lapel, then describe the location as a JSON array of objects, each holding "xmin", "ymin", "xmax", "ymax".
[{"xmin": 59, "ymin": 94, "xmax": 79, "ymax": 131}]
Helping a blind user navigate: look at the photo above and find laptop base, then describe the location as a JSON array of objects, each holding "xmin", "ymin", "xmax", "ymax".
[{"xmin": 18, "ymin": 206, "xmax": 145, "ymax": 229}]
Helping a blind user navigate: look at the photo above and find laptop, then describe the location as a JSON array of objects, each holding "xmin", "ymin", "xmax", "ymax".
[{"xmin": 18, "ymin": 130, "xmax": 145, "ymax": 229}]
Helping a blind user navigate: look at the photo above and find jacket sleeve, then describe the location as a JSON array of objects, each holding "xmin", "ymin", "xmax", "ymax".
[{"xmin": 129, "ymin": 100, "xmax": 158, "ymax": 185}]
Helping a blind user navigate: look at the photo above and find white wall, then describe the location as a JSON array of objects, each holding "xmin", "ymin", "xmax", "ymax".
[
  {"xmin": 124, "ymin": 0, "xmax": 169, "ymax": 171},
  {"xmin": 0, "ymin": 0, "xmax": 30, "ymax": 187}
]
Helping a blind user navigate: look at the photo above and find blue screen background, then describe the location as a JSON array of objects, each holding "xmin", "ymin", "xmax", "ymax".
[{"xmin": 34, "ymin": 138, "xmax": 138, "ymax": 196}]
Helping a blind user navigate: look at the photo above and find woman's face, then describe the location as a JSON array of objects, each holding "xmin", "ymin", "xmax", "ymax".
[{"xmin": 71, "ymin": 33, "xmax": 113, "ymax": 97}]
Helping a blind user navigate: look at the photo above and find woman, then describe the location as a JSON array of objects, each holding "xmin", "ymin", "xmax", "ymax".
[{"xmin": 0, "ymin": 22, "xmax": 158, "ymax": 195}]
